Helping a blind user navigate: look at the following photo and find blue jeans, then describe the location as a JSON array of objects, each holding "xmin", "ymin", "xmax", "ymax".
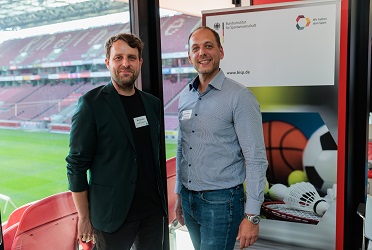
[{"xmin": 180, "ymin": 184, "xmax": 245, "ymax": 250}]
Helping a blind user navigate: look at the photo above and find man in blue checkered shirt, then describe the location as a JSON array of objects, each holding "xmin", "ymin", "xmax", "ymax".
[{"xmin": 175, "ymin": 26, "xmax": 268, "ymax": 250}]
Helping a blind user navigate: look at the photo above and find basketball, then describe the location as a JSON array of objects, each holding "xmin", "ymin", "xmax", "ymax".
[{"xmin": 263, "ymin": 121, "xmax": 308, "ymax": 185}]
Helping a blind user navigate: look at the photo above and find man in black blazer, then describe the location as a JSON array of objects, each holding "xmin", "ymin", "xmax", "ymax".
[{"xmin": 66, "ymin": 33, "xmax": 167, "ymax": 250}]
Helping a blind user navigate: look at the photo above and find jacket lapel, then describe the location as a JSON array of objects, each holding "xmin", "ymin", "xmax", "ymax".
[{"xmin": 102, "ymin": 82, "xmax": 136, "ymax": 151}]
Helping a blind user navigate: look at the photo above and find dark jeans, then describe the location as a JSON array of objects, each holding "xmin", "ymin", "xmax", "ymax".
[
  {"xmin": 180, "ymin": 184, "xmax": 245, "ymax": 250},
  {"xmin": 93, "ymin": 212, "xmax": 164, "ymax": 250}
]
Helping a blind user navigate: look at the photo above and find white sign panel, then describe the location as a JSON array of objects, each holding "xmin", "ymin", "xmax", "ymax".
[{"xmin": 204, "ymin": 1, "xmax": 339, "ymax": 87}]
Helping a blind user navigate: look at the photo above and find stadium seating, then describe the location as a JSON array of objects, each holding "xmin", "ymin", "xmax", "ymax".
[
  {"xmin": 2, "ymin": 203, "xmax": 33, "ymax": 232},
  {"xmin": 163, "ymin": 79, "xmax": 188, "ymax": 105},
  {"xmin": 2, "ymin": 203, "xmax": 34, "ymax": 250},
  {"xmin": 0, "ymin": 39, "xmax": 28, "ymax": 66},
  {"xmin": 0, "ymin": 87, "xmax": 24, "ymax": 103},
  {"xmin": 6, "ymin": 84, "xmax": 79, "ymax": 121},
  {"xmin": 164, "ymin": 96, "xmax": 180, "ymax": 115},
  {"xmin": 164, "ymin": 115, "xmax": 179, "ymax": 131},
  {"xmin": 0, "ymin": 85, "xmax": 42, "ymax": 120},
  {"xmin": 59, "ymin": 93, "xmax": 82, "ymax": 107},
  {"xmin": 0, "ymin": 15, "xmax": 199, "ymax": 66},
  {"xmin": 160, "ymin": 14, "xmax": 201, "ymax": 53},
  {"xmin": 0, "ymin": 23, "xmax": 134, "ymax": 66},
  {"xmin": 2, "ymin": 191, "xmax": 82, "ymax": 250},
  {"xmin": 0, "ymin": 80, "xmax": 183, "ymax": 129},
  {"xmin": 0, "ymin": 85, "xmax": 40, "ymax": 106}
]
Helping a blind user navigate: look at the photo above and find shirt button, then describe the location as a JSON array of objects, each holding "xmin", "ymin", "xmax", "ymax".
[
  {"xmin": 192, "ymin": 130, "xmax": 194, "ymax": 133},
  {"xmin": 195, "ymin": 114, "xmax": 197, "ymax": 116},
  {"xmin": 189, "ymin": 147, "xmax": 192, "ymax": 149},
  {"xmin": 189, "ymin": 164, "xmax": 191, "ymax": 167},
  {"xmin": 199, "ymin": 98, "xmax": 201, "ymax": 100},
  {"xmin": 188, "ymin": 181, "xmax": 191, "ymax": 183}
]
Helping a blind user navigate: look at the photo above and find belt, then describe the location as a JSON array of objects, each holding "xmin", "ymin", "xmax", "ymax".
[{"xmin": 184, "ymin": 183, "xmax": 243, "ymax": 194}]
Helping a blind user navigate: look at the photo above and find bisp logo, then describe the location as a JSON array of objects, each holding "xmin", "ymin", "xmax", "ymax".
[{"xmin": 296, "ymin": 15, "xmax": 311, "ymax": 30}]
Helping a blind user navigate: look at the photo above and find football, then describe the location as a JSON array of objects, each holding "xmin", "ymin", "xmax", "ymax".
[{"xmin": 303, "ymin": 125, "xmax": 337, "ymax": 195}]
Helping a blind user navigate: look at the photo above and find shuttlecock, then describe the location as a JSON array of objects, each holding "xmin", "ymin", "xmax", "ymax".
[
  {"xmin": 268, "ymin": 183, "xmax": 289, "ymax": 201},
  {"xmin": 283, "ymin": 182, "xmax": 330, "ymax": 216},
  {"xmin": 324, "ymin": 184, "xmax": 337, "ymax": 204}
]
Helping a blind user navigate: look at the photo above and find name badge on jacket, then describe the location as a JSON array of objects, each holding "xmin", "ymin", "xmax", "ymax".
[{"xmin": 133, "ymin": 116, "xmax": 149, "ymax": 128}]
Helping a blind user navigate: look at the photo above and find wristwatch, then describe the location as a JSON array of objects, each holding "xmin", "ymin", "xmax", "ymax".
[{"xmin": 245, "ymin": 214, "xmax": 260, "ymax": 225}]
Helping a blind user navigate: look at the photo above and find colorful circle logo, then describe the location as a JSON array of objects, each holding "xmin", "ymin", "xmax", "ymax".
[{"xmin": 296, "ymin": 15, "xmax": 311, "ymax": 30}]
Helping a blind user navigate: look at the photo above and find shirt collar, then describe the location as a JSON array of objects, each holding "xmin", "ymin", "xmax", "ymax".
[{"xmin": 188, "ymin": 69, "xmax": 225, "ymax": 91}]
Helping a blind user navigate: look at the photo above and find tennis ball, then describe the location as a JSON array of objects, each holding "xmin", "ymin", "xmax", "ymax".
[
  {"xmin": 264, "ymin": 179, "xmax": 269, "ymax": 195},
  {"xmin": 288, "ymin": 170, "xmax": 308, "ymax": 186}
]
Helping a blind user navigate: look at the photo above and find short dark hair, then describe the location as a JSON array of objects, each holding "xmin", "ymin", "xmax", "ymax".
[
  {"xmin": 105, "ymin": 33, "xmax": 144, "ymax": 59},
  {"xmin": 188, "ymin": 26, "xmax": 222, "ymax": 51}
]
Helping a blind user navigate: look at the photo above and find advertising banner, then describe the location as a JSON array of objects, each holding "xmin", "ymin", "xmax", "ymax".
[
  {"xmin": 203, "ymin": 1, "xmax": 340, "ymax": 249},
  {"xmin": 203, "ymin": 1, "xmax": 339, "ymax": 87}
]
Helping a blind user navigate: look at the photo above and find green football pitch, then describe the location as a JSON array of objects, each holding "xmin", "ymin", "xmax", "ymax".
[{"xmin": 0, "ymin": 128, "xmax": 177, "ymax": 222}]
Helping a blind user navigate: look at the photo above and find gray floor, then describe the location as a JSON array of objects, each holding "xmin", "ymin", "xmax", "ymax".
[
  {"xmin": 170, "ymin": 225, "xmax": 320, "ymax": 250},
  {"xmin": 233, "ymin": 238, "xmax": 319, "ymax": 250}
]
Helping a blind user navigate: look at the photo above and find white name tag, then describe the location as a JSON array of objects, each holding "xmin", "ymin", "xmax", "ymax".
[
  {"xmin": 133, "ymin": 116, "xmax": 149, "ymax": 128},
  {"xmin": 181, "ymin": 110, "xmax": 192, "ymax": 120}
]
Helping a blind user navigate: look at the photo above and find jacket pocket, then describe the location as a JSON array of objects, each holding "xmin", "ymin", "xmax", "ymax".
[{"xmin": 89, "ymin": 183, "xmax": 114, "ymax": 223}]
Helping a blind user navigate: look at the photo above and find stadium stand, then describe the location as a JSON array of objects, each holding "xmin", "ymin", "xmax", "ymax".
[
  {"xmin": 163, "ymin": 79, "xmax": 189, "ymax": 105},
  {"xmin": 165, "ymin": 95, "xmax": 182, "ymax": 115},
  {"xmin": 0, "ymin": 87, "xmax": 25, "ymax": 103},
  {"xmin": 160, "ymin": 15, "xmax": 200, "ymax": 54},
  {"xmin": 0, "ymin": 14, "xmax": 201, "ymax": 132},
  {"xmin": 164, "ymin": 115, "xmax": 179, "ymax": 131}
]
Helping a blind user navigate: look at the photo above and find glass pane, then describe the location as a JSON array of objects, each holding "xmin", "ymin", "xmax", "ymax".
[
  {"xmin": 159, "ymin": 1, "xmax": 235, "ymax": 160},
  {"xmin": 159, "ymin": 2, "xmax": 235, "ymax": 250},
  {"xmin": 0, "ymin": 1, "xmax": 130, "ymax": 224}
]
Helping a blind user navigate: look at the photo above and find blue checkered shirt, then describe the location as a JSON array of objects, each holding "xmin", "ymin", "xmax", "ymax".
[{"xmin": 175, "ymin": 70, "xmax": 268, "ymax": 214}]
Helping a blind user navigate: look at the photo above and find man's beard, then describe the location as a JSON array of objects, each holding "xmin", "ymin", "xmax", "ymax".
[{"xmin": 113, "ymin": 71, "xmax": 137, "ymax": 90}]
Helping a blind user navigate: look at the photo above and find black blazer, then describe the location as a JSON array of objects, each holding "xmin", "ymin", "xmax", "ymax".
[{"xmin": 66, "ymin": 82, "xmax": 167, "ymax": 233}]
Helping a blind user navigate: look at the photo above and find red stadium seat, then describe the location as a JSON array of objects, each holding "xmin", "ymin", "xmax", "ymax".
[
  {"xmin": 2, "ymin": 223, "xmax": 18, "ymax": 250},
  {"xmin": 2, "ymin": 203, "xmax": 34, "ymax": 250},
  {"xmin": 2, "ymin": 191, "xmax": 92, "ymax": 250},
  {"xmin": 368, "ymin": 142, "xmax": 372, "ymax": 161},
  {"xmin": 2, "ymin": 202, "xmax": 34, "ymax": 231},
  {"xmin": 166, "ymin": 157, "xmax": 177, "ymax": 225}
]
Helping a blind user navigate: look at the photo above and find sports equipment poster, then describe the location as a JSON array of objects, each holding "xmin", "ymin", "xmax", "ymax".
[
  {"xmin": 203, "ymin": 1, "xmax": 339, "ymax": 87},
  {"xmin": 202, "ymin": 1, "xmax": 340, "ymax": 249},
  {"xmin": 260, "ymin": 112, "xmax": 337, "ymax": 249}
]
